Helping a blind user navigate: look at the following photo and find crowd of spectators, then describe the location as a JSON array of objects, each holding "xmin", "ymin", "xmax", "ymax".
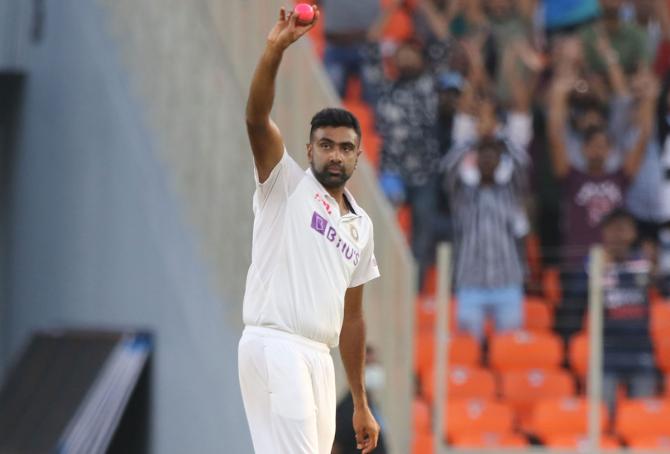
[{"xmin": 316, "ymin": 0, "xmax": 670, "ymax": 411}]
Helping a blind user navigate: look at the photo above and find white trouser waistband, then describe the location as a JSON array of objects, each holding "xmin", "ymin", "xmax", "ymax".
[{"xmin": 243, "ymin": 325, "xmax": 330, "ymax": 353}]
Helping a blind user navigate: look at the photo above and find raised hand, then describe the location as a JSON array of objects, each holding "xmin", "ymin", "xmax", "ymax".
[{"xmin": 267, "ymin": 6, "xmax": 319, "ymax": 51}]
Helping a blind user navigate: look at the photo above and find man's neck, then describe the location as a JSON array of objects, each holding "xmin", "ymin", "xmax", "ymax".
[{"xmin": 326, "ymin": 187, "xmax": 350, "ymax": 214}]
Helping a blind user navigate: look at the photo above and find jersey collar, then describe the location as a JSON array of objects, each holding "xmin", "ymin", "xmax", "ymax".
[{"xmin": 306, "ymin": 168, "xmax": 362, "ymax": 219}]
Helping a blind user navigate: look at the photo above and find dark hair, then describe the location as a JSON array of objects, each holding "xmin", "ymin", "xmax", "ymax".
[
  {"xmin": 476, "ymin": 136, "xmax": 505, "ymax": 154},
  {"xmin": 310, "ymin": 108, "xmax": 361, "ymax": 141},
  {"xmin": 583, "ymin": 124, "xmax": 607, "ymax": 144},
  {"xmin": 600, "ymin": 208, "xmax": 636, "ymax": 229}
]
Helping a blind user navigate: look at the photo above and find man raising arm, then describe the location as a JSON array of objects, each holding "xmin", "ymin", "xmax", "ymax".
[{"xmin": 239, "ymin": 5, "xmax": 381, "ymax": 454}]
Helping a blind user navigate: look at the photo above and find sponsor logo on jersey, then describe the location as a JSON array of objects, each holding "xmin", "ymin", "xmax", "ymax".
[{"xmin": 310, "ymin": 212, "xmax": 360, "ymax": 265}]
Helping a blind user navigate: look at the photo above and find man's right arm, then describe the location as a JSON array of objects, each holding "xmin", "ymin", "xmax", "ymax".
[{"xmin": 246, "ymin": 7, "xmax": 319, "ymax": 183}]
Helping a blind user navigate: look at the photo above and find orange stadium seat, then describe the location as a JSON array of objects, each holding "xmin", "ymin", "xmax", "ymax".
[
  {"xmin": 489, "ymin": 330, "xmax": 563, "ymax": 372},
  {"xmin": 380, "ymin": 0, "xmax": 414, "ymax": 42},
  {"xmin": 654, "ymin": 336, "xmax": 670, "ymax": 373},
  {"xmin": 414, "ymin": 330, "xmax": 480, "ymax": 382},
  {"xmin": 616, "ymin": 398, "xmax": 670, "ymax": 443},
  {"xmin": 361, "ymin": 130, "xmax": 381, "ymax": 168},
  {"xmin": 665, "ymin": 374, "xmax": 670, "ymax": 397},
  {"xmin": 499, "ymin": 368, "xmax": 575, "ymax": 431},
  {"xmin": 524, "ymin": 298, "xmax": 554, "ymax": 332},
  {"xmin": 543, "ymin": 434, "xmax": 620, "ymax": 450},
  {"xmin": 529, "ymin": 397, "xmax": 609, "ymax": 442},
  {"xmin": 342, "ymin": 100, "xmax": 375, "ymax": 134},
  {"xmin": 444, "ymin": 399, "xmax": 514, "ymax": 441},
  {"xmin": 422, "ymin": 365, "xmax": 496, "ymax": 403},
  {"xmin": 414, "ymin": 296, "xmax": 458, "ymax": 331},
  {"xmin": 525, "ymin": 233, "xmax": 544, "ymax": 291},
  {"xmin": 413, "ymin": 397, "xmax": 431, "ymax": 435},
  {"xmin": 568, "ymin": 331, "xmax": 589, "ymax": 377},
  {"xmin": 451, "ymin": 431, "xmax": 528, "ymax": 448},
  {"xmin": 397, "ymin": 204, "xmax": 412, "ymax": 243},
  {"xmin": 542, "ymin": 267, "xmax": 562, "ymax": 304},
  {"xmin": 651, "ymin": 302, "xmax": 670, "ymax": 341},
  {"xmin": 412, "ymin": 432, "xmax": 434, "ymax": 454},
  {"xmin": 627, "ymin": 435, "xmax": 670, "ymax": 450}
]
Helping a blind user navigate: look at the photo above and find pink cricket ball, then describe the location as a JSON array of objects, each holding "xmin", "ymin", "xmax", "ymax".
[{"xmin": 294, "ymin": 3, "xmax": 315, "ymax": 25}]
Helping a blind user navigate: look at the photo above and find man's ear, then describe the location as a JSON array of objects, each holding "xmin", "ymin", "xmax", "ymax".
[{"xmin": 307, "ymin": 143, "xmax": 313, "ymax": 162}]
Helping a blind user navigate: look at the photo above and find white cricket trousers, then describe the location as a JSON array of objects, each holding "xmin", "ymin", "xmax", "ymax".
[{"xmin": 238, "ymin": 326, "xmax": 336, "ymax": 454}]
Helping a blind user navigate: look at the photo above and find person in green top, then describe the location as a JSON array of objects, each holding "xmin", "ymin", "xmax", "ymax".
[{"xmin": 580, "ymin": 0, "xmax": 650, "ymax": 75}]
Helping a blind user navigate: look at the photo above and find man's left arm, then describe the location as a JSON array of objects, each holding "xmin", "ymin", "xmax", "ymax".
[{"xmin": 340, "ymin": 284, "xmax": 379, "ymax": 454}]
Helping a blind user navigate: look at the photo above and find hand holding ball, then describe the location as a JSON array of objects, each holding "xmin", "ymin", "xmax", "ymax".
[{"xmin": 294, "ymin": 3, "xmax": 315, "ymax": 26}]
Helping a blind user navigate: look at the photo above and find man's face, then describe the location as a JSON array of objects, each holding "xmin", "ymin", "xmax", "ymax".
[
  {"xmin": 583, "ymin": 132, "xmax": 610, "ymax": 170},
  {"xmin": 478, "ymin": 147, "xmax": 502, "ymax": 181},
  {"xmin": 602, "ymin": 217, "xmax": 637, "ymax": 260},
  {"xmin": 438, "ymin": 89, "xmax": 461, "ymax": 117},
  {"xmin": 394, "ymin": 44, "xmax": 425, "ymax": 80},
  {"xmin": 308, "ymin": 127, "xmax": 361, "ymax": 189},
  {"xmin": 575, "ymin": 108, "xmax": 606, "ymax": 134}
]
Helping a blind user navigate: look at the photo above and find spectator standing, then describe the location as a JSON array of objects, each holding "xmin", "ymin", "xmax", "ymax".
[
  {"xmin": 375, "ymin": 41, "xmax": 442, "ymax": 291},
  {"xmin": 547, "ymin": 63, "xmax": 657, "ymax": 266},
  {"xmin": 442, "ymin": 51, "xmax": 534, "ymax": 338},
  {"xmin": 599, "ymin": 209, "xmax": 657, "ymax": 413},
  {"xmin": 443, "ymin": 132, "xmax": 530, "ymax": 340},
  {"xmin": 580, "ymin": 0, "xmax": 650, "ymax": 75}
]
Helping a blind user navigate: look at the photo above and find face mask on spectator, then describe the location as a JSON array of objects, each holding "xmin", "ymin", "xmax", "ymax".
[{"xmin": 364, "ymin": 364, "xmax": 386, "ymax": 392}]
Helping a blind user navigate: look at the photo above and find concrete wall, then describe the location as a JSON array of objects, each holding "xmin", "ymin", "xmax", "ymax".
[{"xmin": 5, "ymin": 1, "xmax": 248, "ymax": 452}]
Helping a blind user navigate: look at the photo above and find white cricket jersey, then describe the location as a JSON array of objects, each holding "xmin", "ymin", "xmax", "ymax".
[{"xmin": 242, "ymin": 150, "xmax": 380, "ymax": 347}]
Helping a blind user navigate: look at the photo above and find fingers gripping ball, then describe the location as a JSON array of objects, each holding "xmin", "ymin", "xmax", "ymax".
[{"xmin": 294, "ymin": 3, "xmax": 315, "ymax": 25}]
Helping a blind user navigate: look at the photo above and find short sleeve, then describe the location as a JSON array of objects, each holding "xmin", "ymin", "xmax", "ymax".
[
  {"xmin": 349, "ymin": 223, "xmax": 380, "ymax": 288},
  {"xmin": 504, "ymin": 111, "xmax": 533, "ymax": 150},
  {"xmin": 451, "ymin": 113, "xmax": 478, "ymax": 148},
  {"xmin": 252, "ymin": 149, "xmax": 304, "ymax": 214}
]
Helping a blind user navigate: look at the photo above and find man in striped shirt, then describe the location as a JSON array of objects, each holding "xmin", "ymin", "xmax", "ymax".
[{"xmin": 443, "ymin": 113, "xmax": 531, "ymax": 340}]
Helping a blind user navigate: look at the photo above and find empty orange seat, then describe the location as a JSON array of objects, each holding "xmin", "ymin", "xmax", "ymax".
[
  {"xmin": 665, "ymin": 374, "xmax": 670, "ymax": 397},
  {"xmin": 499, "ymin": 368, "xmax": 575, "ymax": 430},
  {"xmin": 380, "ymin": 3, "xmax": 414, "ymax": 42},
  {"xmin": 627, "ymin": 435, "xmax": 670, "ymax": 450},
  {"xmin": 413, "ymin": 397, "xmax": 431, "ymax": 435},
  {"xmin": 651, "ymin": 303, "xmax": 670, "ymax": 341},
  {"xmin": 361, "ymin": 130, "xmax": 381, "ymax": 168},
  {"xmin": 414, "ymin": 331, "xmax": 480, "ymax": 385},
  {"xmin": 422, "ymin": 365, "xmax": 496, "ymax": 403},
  {"xmin": 412, "ymin": 432, "xmax": 434, "ymax": 454},
  {"xmin": 543, "ymin": 434, "xmax": 620, "ymax": 450},
  {"xmin": 542, "ymin": 266, "xmax": 562, "ymax": 304},
  {"xmin": 616, "ymin": 398, "xmax": 670, "ymax": 443},
  {"xmin": 414, "ymin": 296, "xmax": 458, "ymax": 331},
  {"xmin": 568, "ymin": 331, "xmax": 589, "ymax": 377},
  {"xmin": 397, "ymin": 204, "xmax": 412, "ymax": 242},
  {"xmin": 342, "ymin": 100, "xmax": 375, "ymax": 133},
  {"xmin": 524, "ymin": 298, "xmax": 554, "ymax": 332},
  {"xmin": 654, "ymin": 337, "xmax": 670, "ymax": 373},
  {"xmin": 444, "ymin": 399, "xmax": 514, "ymax": 441},
  {"xmin": 489, "ymin": 330, "xmax": 563, "ymax": 372},
  {"xmin": 451, "ymin": 431, "xmax": 528, "ymax": 448},
  {"xmin": 529, "ymin": 397, "xmax": 609, "ymax": 442}
]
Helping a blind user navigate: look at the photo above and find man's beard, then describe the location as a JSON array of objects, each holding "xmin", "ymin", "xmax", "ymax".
[{"xmin": 311, "ymin": 162, "xmax": 351, "ymax": 189}]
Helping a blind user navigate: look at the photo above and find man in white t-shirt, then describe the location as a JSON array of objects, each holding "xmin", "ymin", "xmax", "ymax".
[{"xmin": 239, "ymin": 6, "xmax": 381, "ymax": 454}]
